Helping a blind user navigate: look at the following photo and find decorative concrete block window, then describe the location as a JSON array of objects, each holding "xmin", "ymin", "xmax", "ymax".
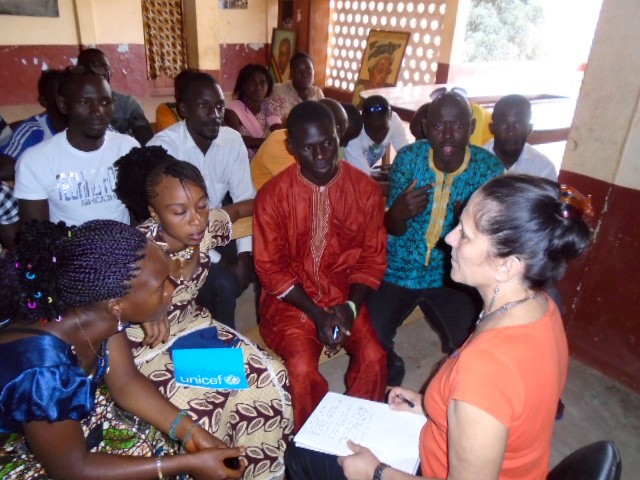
[{"xmin": 325, "ymin": 1, "xmax": 447, "ymax": 92}]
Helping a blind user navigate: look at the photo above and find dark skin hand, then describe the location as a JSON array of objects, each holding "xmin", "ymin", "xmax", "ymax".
[
  {"xmin": 222, "ymin": 199, "xmax": 254, "ymax": 224},
  {"xmin": 385, "ymin": 179, "xmax": 433, "ymax": 236},
  {"xmin": 139, "ymin": 314, "xmax": 170, "ymax": 348},
  {"xmin": 0, "ymin": 153, "xmax": 15, "ymax": 181},
  {"xmin": 140, "ymin": 200, "xmax": 255, "ymax": 348},
  {"xmin": 228, "ymin": 251, "xmax": 254, "ymax": 292},
  {"xmin": 141, "ymin": 252, "xmax": 252, "ymax": 345},
  {"xmin": 19, "ymin": 198, "xmax": 49, "ymax": 224},
  {"xmin": 0, "ymin": 221, "xmax": 19, "ymax": 251},
  {"xmin": 282, "ymin": 283, "xmax": 370, "ymax": 357},
  {"xmin": 22, "ymin": 332, "xmax": 246, "ymax": 480}
]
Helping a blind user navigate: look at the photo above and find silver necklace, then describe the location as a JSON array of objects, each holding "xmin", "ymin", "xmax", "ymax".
[
  {"xmin": 167, "ymin": 245, "xmax": 195, "ymax": 262},
  {"xmin": 477, "ymin": 291, "xmax": 540, "ymax": 326}
]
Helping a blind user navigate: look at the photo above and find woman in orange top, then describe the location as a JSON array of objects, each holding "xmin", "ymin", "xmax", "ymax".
[{"xmin": 286, "ymin": 174, "xmax": 593, "ymax": 480}]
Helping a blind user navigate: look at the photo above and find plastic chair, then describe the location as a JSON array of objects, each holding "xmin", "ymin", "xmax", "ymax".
[{"xmin": 547, "ymin": 441, "xmax": 622, "ymax": 480}]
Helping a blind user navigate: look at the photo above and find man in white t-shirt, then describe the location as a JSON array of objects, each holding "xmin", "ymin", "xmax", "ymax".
[
  {"xmin": 484, "ymin": 94, "xmax": 558, "ymax": 181},
  {"xmin": 15, "ymin": 68, "xmax": 138, "ymax": 226},
  {"xmin": 148, "ymin": 72, "xmax": 255, "ymax": 329},
  {"xmin": 344, "ymin": 95, "xmax": 410, "ymax": 175}
]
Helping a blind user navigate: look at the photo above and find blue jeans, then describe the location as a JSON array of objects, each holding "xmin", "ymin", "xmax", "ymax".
[
  {"xmin": 195, "ymin": 241, "xmax": 244, "ymax": 329},
  {"xmin": 366, "ymin": 280, "xmax": 481, "ymax": 385},
  {"xmin": 285, "ymin": 444, "xmax": 347, "ymax": 480}
]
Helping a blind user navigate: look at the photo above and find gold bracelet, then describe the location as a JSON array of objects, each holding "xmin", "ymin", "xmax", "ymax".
[{"xmin": 156, "ymin": 457, "xmax": 163, "ymax": 479}]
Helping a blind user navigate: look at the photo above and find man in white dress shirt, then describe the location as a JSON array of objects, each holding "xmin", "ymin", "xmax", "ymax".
[
  {"xmin": 148, "ymin": 72, "xmax": 255, "ymax": 328},
  {"xmin": 484, "ymin": 94, "xmax": 558, "ymax": 181}
]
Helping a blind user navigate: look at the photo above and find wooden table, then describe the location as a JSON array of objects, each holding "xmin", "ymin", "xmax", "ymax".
[{"xmin": 360, "ymin": 84, "xmax": 575, "ymax": 144}]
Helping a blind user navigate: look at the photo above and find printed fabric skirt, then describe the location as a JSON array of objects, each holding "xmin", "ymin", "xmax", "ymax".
[
  {"xmin": 0, "ymin": 385, "xmax": 181, "ymax": 479},
  {"xmin": 133, "ymin": 321, "xmax": 295, "ymax": 480}
]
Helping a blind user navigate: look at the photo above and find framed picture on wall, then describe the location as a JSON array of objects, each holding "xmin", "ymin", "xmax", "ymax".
[
  {"xmin": 270, "ymin": 28, "xmax": 297, "ymax": 83},
  {"xmin": 0, "ymin": 0, "xmax": 59, "ymax": 17},
  {"xmin": 353, "ymin": 30, "xmax": 410, "ymax": 106},
  {"xmin": 219, "ymin": 0, "xmax": 248, "ymax": 8}
]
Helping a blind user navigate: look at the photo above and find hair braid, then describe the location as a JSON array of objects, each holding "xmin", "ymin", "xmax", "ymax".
[
  {"xmin": 115, "ymin": 146, "xmax": 208, "ymax": 222},
  {"xmin": 9, "ymin": 220, "xmax": 148, "ymax": 324}
]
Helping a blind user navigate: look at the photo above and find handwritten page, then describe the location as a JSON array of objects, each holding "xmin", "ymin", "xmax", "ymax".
[{"xmin": 294, "ymin": 392, "xmax": 427, "ymax": 473}]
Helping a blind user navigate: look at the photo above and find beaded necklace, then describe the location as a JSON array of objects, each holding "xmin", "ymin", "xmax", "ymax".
[{"xmin": 166, "ymin": 246, "xmax": 195, "ymax": 281}]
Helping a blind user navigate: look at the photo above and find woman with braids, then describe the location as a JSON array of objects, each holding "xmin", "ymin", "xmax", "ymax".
[
  {"xmin": 286, "ymin": 175, "xmax": 593, "ymax": 480},
  {"xmin": 115, "ymin": 145, "xmax": 294, "ymax": 480},
  {"xmin": 0, "ymin": 220, "xmax": 246, "ymax": 479}
]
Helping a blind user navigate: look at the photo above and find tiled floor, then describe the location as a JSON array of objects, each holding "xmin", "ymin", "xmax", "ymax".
[{"xmin": 236, "ymin": 288, "xmax": 640, "ymax": 477}]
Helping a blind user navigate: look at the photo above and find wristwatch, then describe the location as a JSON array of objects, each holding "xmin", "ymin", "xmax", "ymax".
[{"xmin": 373, "ymin": 462, "xmax": 389, "ymax": 480}]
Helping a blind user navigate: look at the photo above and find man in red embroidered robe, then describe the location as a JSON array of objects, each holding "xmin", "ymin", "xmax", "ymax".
[{"xmin": 254, "ymin": 101, "xmax": 388, "ymax": 430}]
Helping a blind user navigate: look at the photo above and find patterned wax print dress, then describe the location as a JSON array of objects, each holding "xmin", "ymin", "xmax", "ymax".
[{"xmin": 128, "ymin": 208, "xmax": 294, "ymax": 480}]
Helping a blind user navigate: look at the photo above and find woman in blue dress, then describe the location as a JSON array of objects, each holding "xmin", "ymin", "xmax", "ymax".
[{"xmin": 0, "ymin": 220, "xmax": 245, "ymax": 479}]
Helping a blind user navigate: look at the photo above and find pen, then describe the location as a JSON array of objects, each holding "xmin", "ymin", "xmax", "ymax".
[
  {"xmin": 332, "ymin": 325, "xmax": 340, "ymax": 341},
  {"xmin": 396, "ymin": 393, "xmax": 415, "ymax": 409}
]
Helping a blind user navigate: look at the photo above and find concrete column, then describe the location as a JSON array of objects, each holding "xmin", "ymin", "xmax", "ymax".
[
  {"xmin": 436, "ymin": 0, "xmax": 470, "ymax": 83},
  {"xmin": 559, "ymin": 0, "xmax": 640, "ymax": 392},
  {"xmin": 183, "ymin": 0, "xmax": 221, "ymax": 70}
]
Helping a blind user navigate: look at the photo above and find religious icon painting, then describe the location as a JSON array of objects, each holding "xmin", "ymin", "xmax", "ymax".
[
  {"xmin": 353, "ymin": 30, "xmax": 410, "ymax": 107},
  {"xmin": 270, "ymin": 28, "xmax": 297, "ymax": 83}
]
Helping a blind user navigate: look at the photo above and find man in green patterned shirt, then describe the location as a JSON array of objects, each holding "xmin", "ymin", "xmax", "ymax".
[{"xmin": 368, "ymin": 91, "xmax": 503, "ymax": 385}]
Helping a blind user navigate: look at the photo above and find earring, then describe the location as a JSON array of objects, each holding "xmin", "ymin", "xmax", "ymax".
[
  {"xmin": 150, "ymin": 217, "xmax": 160, "ymax": 238},
  {"xmin": 116, "ymin": 311, "xmax": 123, "ymax": 332}
]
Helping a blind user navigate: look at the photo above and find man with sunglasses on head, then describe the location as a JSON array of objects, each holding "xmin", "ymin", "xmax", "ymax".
[
  {"xmin": 77, "ymin": 48, "xmax": 154, "ymax": 145},
  {"xmin": 14, "ymin": 65, "xmax": 138, "ymax": 226},
  {"xmin": 366, "ymin": 90, "xmax": 503, "ymax": 386},
  {"xmin": 344, "ymin": 95, "xmax": 409, "ymax": 175}
]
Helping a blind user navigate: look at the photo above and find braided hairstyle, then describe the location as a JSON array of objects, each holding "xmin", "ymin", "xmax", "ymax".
[
  {"xmin": 114, "ymin": 146, "xmax": 208, "ymax": 222},
  {"xmin": 1, "ymin": 220, "xmax": 148, "ymax": 324},
  {"xmin": 472, "ymin": 174, "xmax": 592, "ymax": 290}
]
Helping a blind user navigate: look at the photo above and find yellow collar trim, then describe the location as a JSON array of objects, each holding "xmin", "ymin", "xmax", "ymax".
[{"xmin": 423, "ymin": 146, "xmax": 471, "ymax": 266}]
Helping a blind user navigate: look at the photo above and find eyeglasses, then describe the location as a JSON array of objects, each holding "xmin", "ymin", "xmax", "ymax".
[
  {"xmin": 66, "ymin": 64, "xmax": 111, "ymax": 77},
  {"xmin": 363, "ymin": 104, "xmax": 389, "ymax": 116},
  {"xmin": 429, "ymin": 86, "xmax": 468, "ymax": 100}
]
